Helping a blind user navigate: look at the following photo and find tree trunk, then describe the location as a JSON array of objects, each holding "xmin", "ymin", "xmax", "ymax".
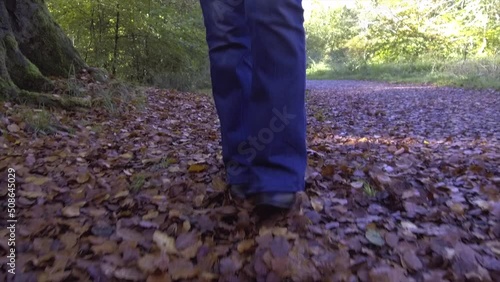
[
  {"xmin": 112, "ymin": 3, "xmax": 120, "ymax": 76},
  {"xmin": 0, "ymin": 0, "xmax": 86, "ymax": 98}
]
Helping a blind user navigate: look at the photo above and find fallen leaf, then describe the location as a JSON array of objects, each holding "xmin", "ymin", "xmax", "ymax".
[
  {"xmin": 114, "ymin": 190, "xmax": 129, "ymax": 199},
  {"xmin": 114, "ymin": 267, "xmax": 146, "ymax": 281},
  {"xmin": 153, "ymin": 231, "xmax": 177, "ymax": 254},
  {"xmin": 169, "ymin": 259, "xmax": 197, "ymax": 280},
  {"xmin": 401, "ymin": 250, "xmax": 423, "ymax": 272},
  {"xmin": 77, "ymin": 172, "xmax": 91, "ymax": 184},
  {"xmin": 117, "ymin": 228, "xmax": 143, "ymax": 242},
  {"xmin": 62, "ymin": 205, "xmax": 81, "ymax": 217},
  {"xmin": 142, "ymin": 210, "xmax": 159, "ymax": 220},
  {"xmin": 7, "ymin": 123, "xmax": 20, "ymax": 133},
  {"xmin": 369, "ymin": 266, "xmax": 407, "ymax": 282},
  {"xmin": 365, "ymin": 229, "xmax": 385, "ymax": 246},
  {"xmin": 138, "ymin": 254, "xmax": 158, "ymax": 274},
  {"xmin": 188, "ymin": 163, "xmax": 206, "ymax": 173},
  {"xmin": 120, "ymin": 153, "xmax": 133, "ymax": 159},
  {"xmin": 25, "ymin": 176, "xmax": 51, "ymax": 185},
  {"xmin": 237, "ymin": 239, "xmax": 255, "ymax": 253},
  {"xmin": 91, "ymin": 241, "xmax": 118, "ymax": 255},
  {"xmin": 351, "ymin": 180, "xmax": 364, "ymax": 189},
  {"xmin": 311, "ymin": 197, "xmax": 324, "ymax": 212},
  {"xmin": 486, "ymin": 241, "xmax": 500, "ymax": 256}
]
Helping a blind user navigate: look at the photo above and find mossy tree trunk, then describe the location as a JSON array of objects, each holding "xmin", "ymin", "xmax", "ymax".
[{"xmin": 0, "ymin": 0, "xmax": 86, "ymax": 98}]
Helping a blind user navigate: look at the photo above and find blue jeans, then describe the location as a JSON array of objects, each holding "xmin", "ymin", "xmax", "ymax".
[{"xmin": 200, "ymin": 0, "xmax": 306, "ymax": 194}]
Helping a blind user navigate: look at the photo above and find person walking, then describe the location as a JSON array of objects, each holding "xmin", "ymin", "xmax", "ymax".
[{"xmin": 199, "ymin": 0, "xmax": 307, "ymax": 209}]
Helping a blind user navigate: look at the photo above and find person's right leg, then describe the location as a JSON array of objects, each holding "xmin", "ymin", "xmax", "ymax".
[
  {"xmin": 199, "ymin": 0, "xmax": 253, "ymax": 188},
  {"xmin": 243, "ymin": 0, "xmax": 307, "ymax": 199}
]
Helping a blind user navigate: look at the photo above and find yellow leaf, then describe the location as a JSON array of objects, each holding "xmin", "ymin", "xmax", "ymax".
[
  {"xmin": 114, "ymin": 190, "xmax": 129, "ymax": 199},
  {"xmin": 153, "ymin": 231, "xmax": 178, "ymax": 254},
  {"xmin": 142, "ymin": 210, "xmax": 159, "ymax": 220},
  {"xmin": 310, "ymin": 197, "xmax": 324, "ymax": 212},
  {"xmin": 137, "ymin": 254, "xmax": 157, "ymax": 274},
  {"xmin": 450, "ymin": 203, "xmax": 465, "ymax": 215},
  {"xmin": 45, "ymin": 156, "xmax": 59, "ymax": 162},
  {"xmin": 26, "ymin": 176, "xmax": 51, "ymax": 186},
  {"xmin": 180, "ymin": 240, "xmax": 202, "ymax": 259},
  {"xmin": 120, "ymin": 153, "xmax": 134, "ymax": 159},
  {"xmin": 18, "ymin": 190, "xmax": 47, "ymax": 199},
  {"xmin": 237, "ymin": 239, "xmax": 255, "ymax": 253},
  {"xmin": 188, "ymin": 164, "xmax": 206, "ymax": 173},
  {"xmin": 211, "ymin": 176, "xmax": 226, "ymax": 192},
  {"xmin": 181, "ymin": 220, "xmax": 191, "ymax": 233}
]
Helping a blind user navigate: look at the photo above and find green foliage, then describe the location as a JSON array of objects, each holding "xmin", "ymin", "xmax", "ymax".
[
  {"xmin": 130, "ymin": 173, "xmax": 146, "ymax": 192},
  {"xmin": 305, "ymin": 0, "xmax": 500, "ymax": 64},
  {"xmin": 308, "ymin": 56, "xmax": 500, "ymax": 90},
  {"xmin": 47, "ymin": 0, "xmax": 209, "ymax": 90},
  {"xmin": 305, "ymin": 0, "xmax": 500, "ymax": 89},
  {"xmin": 23, "ymin": 109, "xmax": 57, "ymax": 135}
]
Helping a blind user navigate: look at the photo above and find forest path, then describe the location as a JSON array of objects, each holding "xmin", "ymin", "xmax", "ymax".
[{"xmin": 1, "ymin": 80, "xmax": 499, "ymax": 281}]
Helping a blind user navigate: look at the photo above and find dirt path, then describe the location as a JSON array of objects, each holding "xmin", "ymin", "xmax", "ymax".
[{"xmin": 1, "ymin": 80, "xmax": 499, "ymax": 281}]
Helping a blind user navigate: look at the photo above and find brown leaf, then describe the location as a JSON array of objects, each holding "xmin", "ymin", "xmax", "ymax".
[
  {"xmin": 77, "ymin": 172, "xmax": 91, "ymax": 184},
  {"xmin": 60, "ymin": 232, "xmax": 79, "ymax": 249},
  {"xmin": 369, "ymin": 266, "xmax": 408, "ymax": 282},
  {"xmin": 401, "ymin": 250, "xmax": 423, "ymax": 272},
  {"xmin": 25, "ymin": 176, "xmax": 51, "ymax": 186},
  {"xmin": 176, "ymin": 232, "xmax": 201, "ymax": 259},
  {"xmin": 91, "ymin": 241, "xmax": 118, "ymax": 255},
  {"xmin": 138, "ymin": 254, "xmax": 158, "ymax": 274},
  {"xmin": 450, "ymin": 203, "xmax": 465, "ymax": 216},
  {"xmin": 114, "ymin": 190, "xmax": 129, "ymax": 199},
  {"xmin": 321, "ymin": 164, "xmax": 335, "ymax": 177},
  {"xmin": 117, "ymin": 228, "xmax": 143, "ymax": 242},
  {"xmin": 142, "ymin": 210, "xmax": 159, "ymax": 220},
  {"xmin": 237, "ymin": 239, "xmax": 255, "ymax": 253},
  {"xmin": 169, "ymin": 259, "xmax": 197, "ymax": 280},
  {"xmin": 270, "ymin": 236, "xmax": 291, "ymax": 258},
  {"xmin": 18, "ymin": 190, "xmax": 47, "ymax": 199},
  {"xmin": 147, "ymin": 273, "xmax": 172, "ymax": 282},
  {"xmin": 211, "ymin": 176, "xmax": 226, "ymax": 192},
  {"xmin": 384, "ymin": 232, "xmax": 399, "ymax": 248}
]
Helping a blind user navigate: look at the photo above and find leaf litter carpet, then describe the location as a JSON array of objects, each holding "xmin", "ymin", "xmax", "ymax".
[{"xmin": 1, "ymin": 80, "xmax": 499, "ymax": 281}]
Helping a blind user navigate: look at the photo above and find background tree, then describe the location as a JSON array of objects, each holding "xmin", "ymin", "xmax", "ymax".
[{"xmin": 48, "ymin": 0, "xmax": 208, "ymax": 90}]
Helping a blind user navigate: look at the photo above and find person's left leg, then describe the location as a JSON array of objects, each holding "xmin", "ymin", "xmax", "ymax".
[{"xmin": 199, "ymin": 0, "xmax": 253, "ymax": 187}]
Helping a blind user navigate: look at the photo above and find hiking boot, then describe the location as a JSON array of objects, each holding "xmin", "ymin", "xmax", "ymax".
[
  {"xmin": 229, "ymin": 184, "xmax": 247, "ymax": 199},
  {"xmin": 254, "ymin": 192, "xmax": 296, "ymax": 209}
]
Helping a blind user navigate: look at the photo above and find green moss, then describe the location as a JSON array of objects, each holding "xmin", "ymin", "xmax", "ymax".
[
  {"xmin": 0, "ymin": 77, "xmax": 19, "ymax": 100},
  {"xmin": 3, "ymin": 34, "xmax": 52, "ymax": 91},
  {"xmin": 24, "ymin": 8, "xmax": 86, "ymax": 77},
  {"xmin": 4, "ymin": 34, "xmax": 17, "ymax": 50}
]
